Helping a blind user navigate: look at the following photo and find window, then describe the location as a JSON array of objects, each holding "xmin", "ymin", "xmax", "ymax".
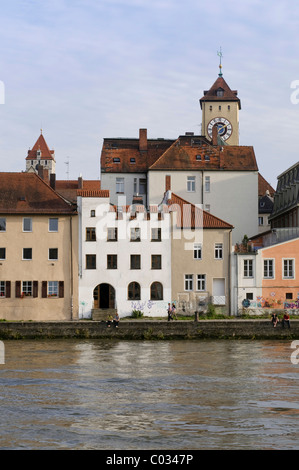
[
  {"xmin": 128, "ymin": 282, "xmax": 141, "ymax": 300},
  {"xmin": 49, "ymin": 248, "xmax": 58, "ymax": 260},
  {"xmin": 197, "ymin": 274, "xmax": 206, "ymax": 291},
  {"xmin": 150, "ymin": 282, "xmax": 163, "ymax": 300},
  {"xmin": 86, "ymin": 254, "xmax": 96, "ymax": 269},
  {"xmin": 139, "ymin": 179, "xmax": 146, "ymax": 195},
  {"xmin": 23, "ymin": 218, "xmax": 32, "ymax": 232},
  {"xmin": 0, "ymin": 218, "xmax": 6, "ymax": 231},
  {"xmin": 23, "ymin": 248, "xmax": 32, "ymax": 260},
  {"xmin": 86, "ymin": 227, "xmax": 96, "ymax": 241},
  {"xmin": 205, "ymin": 204, "xmax": 210, "ymax": 212},
  {"xmin": 22, "ymin": 281, "xmax": 32, "ymax": 297},
  {"xmin": 48, "ymin": 281, "xmax": 58, "ymax": 298},
  {"xmin": 246, "ymin": 293, "xmax": 254, "ymax": 300},
  {"xmin": 0, "ymin": 248, "xmax": 5, "ymax": 260},
  {"xmin": 244, "ymin": 259, "xmax": 253, "ymax": 278},
  {"xmin": 151, "ymin": 255, "xmax": 162, "ymax": 269},
  {"xmin": 185, "ymin": 274, "xmax": 193, "ymax": 291},
  {"xmin": 116, "ymin": 177, "xmax": 124, "ymax": 193},
  {"xmin": 194, "ymin": 243, "xmax": 202, "ymax": 260},
  {"xmin": 228, "ymin": 105, "xmax": 230, "ymax": 111},
  {"xmin": 286, "ymin": 293, "xmax": 293, "ymax": 300},
  {"xmin": 113, "ymin": 158, "xmax": 120, "ymax": 163},
  {"xmin": 219, "ymin": 105, "xmax": 221, "ymax": 111},
  {"xmin": 209, "ymin": 105, "xmax": 212, "ymax": 111},
  {"xmin": 151, "ymin": 228, "xmax": 161, "ymax": 241},
  {"xmin": 215, "ymin": 243, "xmax": 223, "ymax": 259},
  {"xmin": 283, "ymin": 259, "xmax": 294, "ymax": 279},
  {"xmin": 0, "ymin": 281, "xmax": 5, "ymax": 297},
  {"xmin": 205, "ymin": 176, "xmax": 210, "ymax": 192},
  {"xmin": 264, "ymin": 259, "xmax": 274, "ymax": 278},
  {"xmin": 258, "ymin": 216, "xmax": 264, "ymax": 226},
  {"xmin": 130, "ymin": 227, "xmax": 141, "ymax": 242},
  {"xmin": 90, "ymin": 210, "xmax": 95, "ymax": 217},
  {"xmin": 49, "ymin": 218, "xmax": 58, "ymax": 232},
  {"xmin": 130, "ymin": 158, "xmax": 136, "ymax": 164},
  {"xmin": 134, "ymin": 178, "xmax": 137, "ymax": 194},
  {"xmin": 204, "ymin": 155, "xmax": 210, "ymax": 161},
  {"xmin": 130, "ymin": 254, "xmax": 141, "ymax": 270},
  {"xmin": 216, "ymin": 88, "xmax": 224, "ymax": 97},
  {"xmin": 107, "ymin": 254, "xmax": 117, "ymax": 269},
  {"xmin": 107, "ymin": 227, "xmax": 118, "ymax": 241},
  {"xmin": 187, "ymin": 176, "xmax": 195, "ymax": 192},
  {"xmin": 196, "ymin": 155, "xmax": 201, "ymax": 161}
]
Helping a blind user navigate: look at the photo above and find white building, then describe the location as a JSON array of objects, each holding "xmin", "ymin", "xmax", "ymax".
[{"xmin": 77, "ymin": 189, "xmax": 172, "ymax": 319}]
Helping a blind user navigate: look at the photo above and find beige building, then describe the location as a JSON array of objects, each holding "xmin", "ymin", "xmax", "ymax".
[
  {"xmin": 0, "ymin": 172, "xmax": 78, "ymax": 321},
  {"xmin": 167, "ymin": 192, "xmax": 233, "ymax": 315}
]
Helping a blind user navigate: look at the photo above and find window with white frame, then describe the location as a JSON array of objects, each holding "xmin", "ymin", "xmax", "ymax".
[
  {"xmin": 0, "ymin": 281, "xmax": 5, "ymax": 297},
  {"xmin": 48, "ymin": 281, "xmax": 58, "ymax": 297},
  {"xmin": 187, "ymin": 176, "xmax": 195, "ymax": 192},
  {"xmin": 193, "ymin": 243, "xmax": 202, "ymax": 259},
  {"xmin": 49, "ymin": 218, "xmax": 58, "ymax": 232},
  {"xmin": 197, "ymin": 274, "xmax": 206, "ymax": 291},
  {"xmin": 244, "ymin": 259, "xmax": 253, "ymax": 278},
  {"xmin": 22, "ymin": 281, "xmax": 32, "ymax": 296},
  {"xmin": 215, "ymin": 243, "xmax": 223, "ymax": 259},
  {"xmin": 258, "ymin": 216, "xmax": 264, "ymax": 226},
  {"xmin": 185, "ymin": 274, "xmax": 193, "ymax": 291},
  {"xmin": 116, "ymin": 177, "xmax": 124, "ymax": 193},
  {"xmin": 283, "ymin": 259, "xmax": 295, "ymax": 279},
  {"xmin": 205, "ymin": 176, "xmax": 210, "ymax": 192},
  {"xmin": 23, "ymin": 218, "xmax": 32, "ymax": 232},
  {"xmin": 264, "ymin": 259, "xmax": 274, "ymax": 278}
]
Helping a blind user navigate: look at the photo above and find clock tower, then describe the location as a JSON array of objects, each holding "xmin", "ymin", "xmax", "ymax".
[{"xmin": 200, "ymin": 56, "xmax": 241, "ymax": 145}]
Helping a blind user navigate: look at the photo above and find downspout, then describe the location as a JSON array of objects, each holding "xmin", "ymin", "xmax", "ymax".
[
  {"xmin": 228, "ymin": 228, "xmax": 232, "ymax": 316},
  {"xmin": 70, "ymin": 215, "xmax": 73, "ymax": 320}
]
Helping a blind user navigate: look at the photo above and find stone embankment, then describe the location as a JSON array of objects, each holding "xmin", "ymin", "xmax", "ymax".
[{"xmin": 0, "ymin": 319, "xmax": 298, "ymax": 340}]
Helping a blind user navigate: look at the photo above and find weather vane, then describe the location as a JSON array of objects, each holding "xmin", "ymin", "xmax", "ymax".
[{"xmin": 217, "ymin": 47, "xmax": 223, "ymax": 77}]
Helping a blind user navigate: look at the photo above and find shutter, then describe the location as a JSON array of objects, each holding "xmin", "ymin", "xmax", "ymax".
[
  {"xmin": 59, "ymin": 281, "xmax": 64, "ymax": 298},
  {"xmin": 42, "ymin": 281, "xmax": 47, "ymax": 298},
  {"xmin": 5, "ymin": 281, "xmax": 11, "ymax": 298},
  {"xmin": 15, "ymin": 281, "xmax": 21, "ymax": 298},
  {"xmin": 33, "ymin": 281, "xmax": 38, "ymax": 298}
]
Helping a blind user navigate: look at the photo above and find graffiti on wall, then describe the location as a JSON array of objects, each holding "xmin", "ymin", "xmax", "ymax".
[{"xmin": 242, "ymin": 293, "xmax": 299, "ymax": 309}]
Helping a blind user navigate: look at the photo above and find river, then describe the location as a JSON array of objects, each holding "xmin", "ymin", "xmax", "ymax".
[{"xmin": 0, "ymin": 339, "xmax": 298, "ymax": 450}]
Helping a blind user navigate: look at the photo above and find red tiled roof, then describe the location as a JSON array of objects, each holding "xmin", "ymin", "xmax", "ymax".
[
  {"xmin": 167, "ymin": 192, "xmax": 233, "ymax": 229},
  {"xmin": 258, "ymin": 173, "xmax": 275, "ymax": 197},
  {"xmin": 200, "ymin": 76, "xmax": 241, "ymax": 109},
  {"xmin": 26, "ymin": 133, "xmax": 55, "ymax": 160},
  {"xmin": 149, "ymin": 135, "xmax": 258, "ymax": 171},
  {"xmin": 77, "ymin": 189, "xmax": 109, "ymax": 197},
  {"xmin": 55, "ymin": 179, "xmax": 102, "ymax": 203},
  {"xmin": 0, "ymin": 173, "xmax": 76, "ymax": 214},
  {"xmin": 100, "ymin": 137, "xmax": 175, "ymax": 173}
]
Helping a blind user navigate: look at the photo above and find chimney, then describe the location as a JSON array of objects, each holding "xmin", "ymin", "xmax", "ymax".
[
  {"xmin": 50, "ymin": 173, "xmax": 56, "ymax": 190},
  {"xmin": 139, "ymin": 128, "xmax": 147, "ymax": 152},
  {"xmin": 165, "ymin": 175, "xmax": 171, "ymax": 191},
  {"xmin": 78, "ymin": 176, "xmax": 83, "ymax": 189},
  {"xmin": 37, "ymin": 165, "xmax": 49, "ymax": 183},
  {"xmin": 212, "ymin": 125, "xmax": 218, "ymax": 146}
]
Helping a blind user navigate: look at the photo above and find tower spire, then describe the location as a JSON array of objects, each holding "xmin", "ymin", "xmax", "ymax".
[{"xmin": 217, "ymin": 47, "xmax": 223, "ymax": 77}]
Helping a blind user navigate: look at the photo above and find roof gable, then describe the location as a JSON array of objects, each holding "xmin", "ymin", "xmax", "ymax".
[
  {"xmin": 200, "ymin": 76, "xmax": 241, "ymax": 108},
  {"xmin": 26, "ymin": 133, "xmax": 55, "ymax": 160}
]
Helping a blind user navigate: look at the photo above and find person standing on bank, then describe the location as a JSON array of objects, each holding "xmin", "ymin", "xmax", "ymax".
[
  {"xmin": 171, "ymin": 303, "xmax": 177, "ymax": 320},
  {"xmin": 167, "ymin": 303, "xmax": 173, "ymax": 321}
]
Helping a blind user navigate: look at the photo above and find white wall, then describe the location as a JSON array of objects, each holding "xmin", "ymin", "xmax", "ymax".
[
  {"xmin": 100, "ymin": 172, "xmax": 147, "ymax": 206},
  {"xmin": 78, "ymin": 196, "xmax": 171, "ymax": 318}
]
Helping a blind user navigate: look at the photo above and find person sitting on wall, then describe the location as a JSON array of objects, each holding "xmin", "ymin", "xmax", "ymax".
[
  {"xmin": 113, "ymin": 313, "xmax": 120, "ymax": 328},
  {"xmin": 107, "ymin": 314, "xmax": 113, "ymax": 328},
  {"xmin": 282, "ymin": 312, "xmax": 291, "ymax": 329},
  {"xmin": 271, "ymin": 312, "xmax": 279, "ymax": 327}
]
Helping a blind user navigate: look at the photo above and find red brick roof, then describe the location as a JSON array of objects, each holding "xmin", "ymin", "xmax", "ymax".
[
  {"xmin": 167, "ymin": 192, "xmax": 233, "ymax": 229},
  {"xmin": 258, "ymin": 173, "xmax": 275, "ymax": 197},
  {"xmin": 0, "ymin": 173, "xmax": 76, "ymax": 214},
  {"xmin": 55, "ymin": 179, "xmax": 102, "ymax": 203},
  {"xmin": 149, "ymin": 135, "xmax": 258, "ymax": 171},
  {"xmin": 26, "ymin": 133, "xmax": 55, "ymax": 160},
  {"xmin": 200, "ymin": 76, "xmax": 241, "ymax": 109},
  {"xmin": 100, "ymin": 136, "xmax": 175, "ymax": 173},
  {"xmin": 77, "ymin": 189, "xmax": 109, "ymax": 197}
]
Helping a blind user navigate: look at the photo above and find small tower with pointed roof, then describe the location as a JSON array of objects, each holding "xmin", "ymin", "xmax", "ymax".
[
  {"xmin": 25, "ymin": 130, "xmax": 56, "ymax": 174},
  {"xmin": 200, "ymin": 51, "xmax": 241, "ymax": 145}
]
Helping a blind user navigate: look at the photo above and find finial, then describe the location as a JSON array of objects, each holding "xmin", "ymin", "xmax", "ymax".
[
  {"xmin": 217, "ymin": 47, "xmax": 223, "ymax": 77},
  {"xmin": 40, "ymin": 128, "xmax": 43, "ymax": 134}
]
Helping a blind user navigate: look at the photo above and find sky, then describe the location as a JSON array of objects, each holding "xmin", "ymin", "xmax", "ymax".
[{"xmin": 0, "ymin": 0, "xmax": 299, "ymax": 188}]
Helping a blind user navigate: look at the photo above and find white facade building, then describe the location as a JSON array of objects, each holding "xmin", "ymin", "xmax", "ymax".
[{"xmin": 77, "ymin": 190, "xmax": 172, "ymax": 319}]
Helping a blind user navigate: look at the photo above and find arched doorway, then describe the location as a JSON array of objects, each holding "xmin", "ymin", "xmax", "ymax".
[{"xmin": 93, "ymin": 283, "xmax": 115, "ymax": 309}]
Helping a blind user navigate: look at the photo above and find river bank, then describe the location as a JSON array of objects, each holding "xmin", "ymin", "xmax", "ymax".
[{"xmin": 0, "ymin": 319, "xmax": 298, "ymax": 340}]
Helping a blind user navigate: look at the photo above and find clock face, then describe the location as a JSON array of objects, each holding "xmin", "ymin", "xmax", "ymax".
[{"xmin": 207, "ymin": 117, "xmax": 232, "ymax": 141}]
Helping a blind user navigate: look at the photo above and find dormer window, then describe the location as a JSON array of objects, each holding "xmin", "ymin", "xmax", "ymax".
[
  {"xmin": 113, "ymin": 158, "xmax": 120, "ymax": 163},
  {"xmin": 216, "ymin": 88, "xmax": 224, "ymax": 97},
  {"xmin": 37, "ymin": 150, "xmax": 41, "ymax": 158}
]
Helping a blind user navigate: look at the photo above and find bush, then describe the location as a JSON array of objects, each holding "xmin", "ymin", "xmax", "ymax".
[{"xmin": 132, "ymin": 310, "xmax": 143, "ymax": 318}]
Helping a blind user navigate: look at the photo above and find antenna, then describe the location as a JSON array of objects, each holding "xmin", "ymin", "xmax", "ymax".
[
  {"xmin": 217, "ymin": 47, "xmax": 223, "ymax": 77},
  {"xmin": 65, "ymin": 157, "xmax": 70, "ymax": 180}
]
